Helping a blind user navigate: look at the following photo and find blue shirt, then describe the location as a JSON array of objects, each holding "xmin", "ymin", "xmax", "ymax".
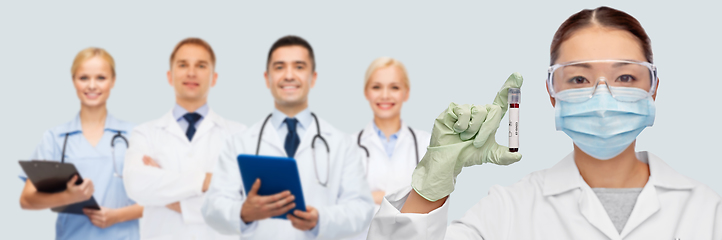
[
  {"xmin": 20, "ymin": 114, "xmax": 139, "ymax": 240},
  {"xmin": 372, "ymin": 122, "xmax": 401, "ymax": 158},
  {"xmin": 271, "ymin": 108, "xmax": 313, "ymax": 142},
  {"xmin": 172, "ymin": 103, "xmax": 209, "ymax": 133}
]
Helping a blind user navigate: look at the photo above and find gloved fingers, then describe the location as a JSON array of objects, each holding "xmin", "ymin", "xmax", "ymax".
[
  {"xmin": 473, "ymin": 104, "xmax": 503, "ymax": 148},
  {"xmin": 460, "ymin": 104, "xmax": 487, "ymax": 141},
  {"xmin": 452, "ymin": 104, "xmax": 473, "ymax": 133},
  {"xmin": 487, "ymin": 143, "xmax": 523, "ymax": 165},
  {"xmin": 491, "ymin": 72, "xmax": 524, "ymax": 117},
  {"xmin": 439, "ymin": 103, "xmax": 460, "ymax": 130},
  {"xmin": 494, "ymin": 151, "xmax": 523, "ymax": 165},
  {"xmin": 429, "ymin": 103, "xmax": 463, "ymax": 147}
]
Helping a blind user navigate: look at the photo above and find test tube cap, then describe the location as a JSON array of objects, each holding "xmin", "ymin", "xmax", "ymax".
[{"xmin": 508, "ymin": 88, "xmax": 521, "ymax": 104}]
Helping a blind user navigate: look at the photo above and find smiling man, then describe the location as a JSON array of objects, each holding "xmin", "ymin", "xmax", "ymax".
[
  {"xmin": 123, "ymin": 38, "xmax": 246, "ymax": 240},
  {"xmin": 203, "ymin": 35, "xmax": 374, "ymax": 239}
]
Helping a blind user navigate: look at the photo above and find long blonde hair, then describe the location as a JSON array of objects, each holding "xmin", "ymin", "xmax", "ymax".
[
  {"xmin": 363, "ymin": 57, "xmax": 410, "ymax": 90},
  {"xmin": 71, "ymin": 47, "xmax": 116, "ymax": 77}
]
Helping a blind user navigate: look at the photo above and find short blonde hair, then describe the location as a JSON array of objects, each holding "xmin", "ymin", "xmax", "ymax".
[
  {"xmin": 71, "ymin": 47, "xmax": 116, "ymax": 77},
  {"xmin": 364, "ymin": 57, "xmax": 410, "ymax": 89}
]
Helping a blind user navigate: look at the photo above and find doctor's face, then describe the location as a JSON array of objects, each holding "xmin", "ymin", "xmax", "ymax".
[
  {"xmin": 265, "ymin": 46, "xmax": 317, "ymax": 107},
  {"xmin": 365, "ymin": 66, "xmax": 409, "ymax": 120},
  {"xmin": 167, "ymin": 44, "xmax": 217, "ymax": 103},
  {"xmin": 73, "ymin": 57, "xmax": 115, "ymax": 109}
]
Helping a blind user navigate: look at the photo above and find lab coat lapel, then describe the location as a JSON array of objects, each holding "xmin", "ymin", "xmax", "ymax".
[
  {"xmin": 548, "ymin": 153, "xmax": 620, "ymax": 239},
  {"xmin": 256, "ymin": 118, "xmax": 286, "ymax": 156},
  {"xmin": 360, "ymin": 122, "xmax": 387, "ymax": 159},
  {"xmin": 191, "ymin": 109, "xmax": 218, "ymax": 142},
  {"xmin": 619, "ymin": 183, "xmax": 660, "ymax": 238},
  {"xmin": 579, "ymin": 184, "xmax": 620, "ymax": 239},
  {"xmin": 393, "ymin": 122, "xmax": 413, "ymax": 160},
  {"xmin": 295, "ymin": 117, "xmax": 319, "ymax": 156},
  {"xmin": 620, "ymin": 152, "xmax": 672, "ymax": 238},
  {"xmin": 157, "ymin": 111, "xmax": 190, "ymax": 144}
]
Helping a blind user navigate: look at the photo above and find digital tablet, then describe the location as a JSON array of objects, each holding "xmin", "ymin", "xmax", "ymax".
[
  {"xmin": 19, "ymin": 160, "xmax": 101, "ymax": 214},
  {"xmin": 237, "ymin": 154, "xmax": 306, "ymax": 219}
]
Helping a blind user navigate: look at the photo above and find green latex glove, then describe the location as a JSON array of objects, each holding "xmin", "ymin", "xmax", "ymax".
[{"xmin": 411, "ymin": 73, "xmax": 524, "ymax": 202}]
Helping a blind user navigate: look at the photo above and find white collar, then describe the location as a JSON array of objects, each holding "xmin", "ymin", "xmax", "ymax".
[{"xmin": 542, "ymin": 151, "xmax": 695, "ymax": 196}]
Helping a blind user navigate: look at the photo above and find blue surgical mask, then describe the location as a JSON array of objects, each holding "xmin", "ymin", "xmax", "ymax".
[{"xmin": 554, "ymin": 86, "xmax": 655, "ymax": 160}]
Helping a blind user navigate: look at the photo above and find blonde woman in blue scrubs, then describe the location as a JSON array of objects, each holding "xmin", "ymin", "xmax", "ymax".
[{"xmin": 19, "ymin": 47, "xmax": 142, "ymax": 240}]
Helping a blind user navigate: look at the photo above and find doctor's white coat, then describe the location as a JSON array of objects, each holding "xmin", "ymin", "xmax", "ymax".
[
  {"xmin": 347, "ymin": 121, "xmax": 430, "ymax": 240},
  {"xmin": 202, "ymin": 114, "xmax": 375, "ymax": 240},
  {"xmin": 123, "ymin": 109, "xmax": 246, "ymax": 240},
  {"xmin": 368, "ymin": 152, "xmax": 722, "ymax": 240},
  {"xmin": 353, "ymin": 121, "xmax": 431, "ymax": 197}
]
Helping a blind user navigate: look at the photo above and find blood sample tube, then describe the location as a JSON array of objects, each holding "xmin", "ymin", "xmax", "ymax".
[{"xmin": 508, "ymin": 88, "xmax": 520, "ymax": 152}]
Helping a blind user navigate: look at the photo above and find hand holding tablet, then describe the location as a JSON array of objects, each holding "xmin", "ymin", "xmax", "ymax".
[{"xmin": 237, "ymin": 154, "xmax": 307, "ymax": 220}]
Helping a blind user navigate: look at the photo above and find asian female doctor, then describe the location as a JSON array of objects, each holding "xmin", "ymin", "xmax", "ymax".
[
  {"xmin": 367, "ymin": 6, "xmax": 722, "ymax": 239},
  {"xmin": 349, "ymin": 57, "xmax": 430, "ymax": 240},
  {"xmin": 19, "ymin": 48, "xmax": 142, "ymax": 240}
]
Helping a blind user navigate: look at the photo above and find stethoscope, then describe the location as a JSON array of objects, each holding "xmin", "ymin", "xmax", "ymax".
[
  {"xmin": 357, "ymin": 126, "xmax": 419, "ymax": 177},
  {"xmin": 61, "ymin": 131, "xmax": 129, "ymax": 178},
  {"xmin": 256, "ymin": 112, "xmax": 330, "ymax": 187}
]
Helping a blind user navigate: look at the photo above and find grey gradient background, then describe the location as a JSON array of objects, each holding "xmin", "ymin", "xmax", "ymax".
[{"xmin": 2, "ymin": 0, "xmax": 720, "ymax": 238}]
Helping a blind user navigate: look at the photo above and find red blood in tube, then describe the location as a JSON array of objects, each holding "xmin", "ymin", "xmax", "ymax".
[{"xmin": 509, "ymin": 103, "xmax": 519, "ymax": 152}]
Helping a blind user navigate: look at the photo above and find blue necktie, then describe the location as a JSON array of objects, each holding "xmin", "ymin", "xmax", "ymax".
[
  {"xmin": 184, "ymin": 112, "xmax": 202, "ymax": 141},
  {"xmin": 284, "ymin": 118, "xmax": 300, "ymax": 158}
]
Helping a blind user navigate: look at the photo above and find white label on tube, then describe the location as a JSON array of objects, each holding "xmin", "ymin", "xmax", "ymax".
[{"xmin": 508, "ymin": 108, "xmax": 519, "ymax": 148}]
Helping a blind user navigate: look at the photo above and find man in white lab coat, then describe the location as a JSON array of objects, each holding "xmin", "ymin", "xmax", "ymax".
[
  {"xmin": 202, "ymin": 35, "xmax": 374, "ymax": 239},
  {"xmin": 124, "ymin": 38, "xmax": 246, "ymax": 240}
]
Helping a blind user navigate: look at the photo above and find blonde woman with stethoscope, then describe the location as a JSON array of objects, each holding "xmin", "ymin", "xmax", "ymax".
[
  {"xmin": 349, "ymin": 57, "xmax": 431, "ymax": 240},
  {"xmin": 18, "ymin": 48, "xmax": 142, "ymax": 239}
]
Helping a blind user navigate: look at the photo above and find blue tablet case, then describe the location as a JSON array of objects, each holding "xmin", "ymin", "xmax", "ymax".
[{"xmin": 237, "ymin": 154, "xmax": 306, "ymax": 219}]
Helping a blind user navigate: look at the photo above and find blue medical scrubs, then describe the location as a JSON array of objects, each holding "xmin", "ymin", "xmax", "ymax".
[{"xmin": 20, "ymin": 114, "xmax": 139, "ymax": 240}]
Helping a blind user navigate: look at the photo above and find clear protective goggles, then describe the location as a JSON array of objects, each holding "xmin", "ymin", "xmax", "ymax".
[{"xmin": 547, "ymin": 59, "xmax": 657, "ymax": 103}]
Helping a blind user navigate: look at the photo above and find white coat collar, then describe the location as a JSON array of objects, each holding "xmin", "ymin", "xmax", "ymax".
[
  {"xmin": 155, "ymin": 108, "xmax": 223, "ymax": 142},
  {"xmin": 543, "ymin": 151, "xmax": 696, "ymax": 238},
  {"xmin": 542, "ymin": 151, "xmax": 696, "ymax": 197},
  {"xmin": 250, "ymin": 111, "xmax": 334, "ymax": 156},
  {"xmin": 359, "ymin": 121, "xmax": 410, "ymax": 143},
  {"xmin": 295, "ymin": 113, "xmax": 334, "ymax": 155},
  {"xmin": 359, "ymin": 121, "xmax": 412, "ymax": 158},
  {"xmin": 252, "ymin": 116, "xmax": 285, "ymax": 155}
]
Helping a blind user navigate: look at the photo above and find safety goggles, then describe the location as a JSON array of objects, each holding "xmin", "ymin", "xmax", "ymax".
[{"xmin": 547, "ymin": 59, "xmax": 657, "ymax": 103}]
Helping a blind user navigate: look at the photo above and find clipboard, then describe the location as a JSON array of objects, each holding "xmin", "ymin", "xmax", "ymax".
[
  {"xmin": 19, "ymin": 160, "xmax": 101, "ymax": 215},
  {"xmin": 237, "ymin": 154, "xmax": 306, "ymax": 219}
]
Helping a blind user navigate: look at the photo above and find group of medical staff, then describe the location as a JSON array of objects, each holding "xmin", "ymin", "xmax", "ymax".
[{"xmin": 17, "ymin": 5, "xmax": 722, "ymax": 240}]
